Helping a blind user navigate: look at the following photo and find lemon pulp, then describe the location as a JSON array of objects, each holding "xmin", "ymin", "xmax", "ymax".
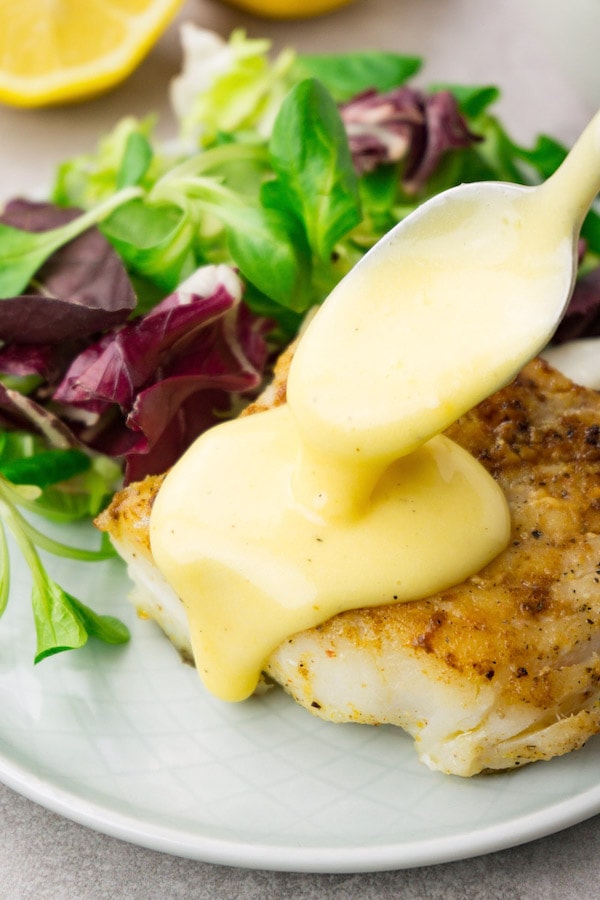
[{"xmin": 0, "ymin": 0, "xmax": 184, "ymax": 107}]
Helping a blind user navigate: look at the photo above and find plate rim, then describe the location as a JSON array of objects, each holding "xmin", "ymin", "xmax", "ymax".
[{"xmin": 2, "ymin": 744, "xmax": 600, "ymax": 873}]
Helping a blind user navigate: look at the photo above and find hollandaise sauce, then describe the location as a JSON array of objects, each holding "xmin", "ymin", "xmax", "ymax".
[{"xmin": 150, "ymin": 179, "xmax": 579, "ymax": 702}]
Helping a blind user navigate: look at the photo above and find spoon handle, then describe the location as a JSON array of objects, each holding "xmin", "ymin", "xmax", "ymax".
[{"xmin": 540, "ymin": 108, "xmax": 600, "ymax": 230}]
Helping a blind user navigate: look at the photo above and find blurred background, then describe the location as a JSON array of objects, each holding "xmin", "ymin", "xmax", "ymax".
[{"xmin": 0, "ymin": 0, "xmax": 594, "ymax": 201}]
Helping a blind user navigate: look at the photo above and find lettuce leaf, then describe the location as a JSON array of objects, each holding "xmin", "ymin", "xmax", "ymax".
[
  {"xmin": 0, "ymin": 198, "xmax": 137, "ymax": 328},
  {"xmin": 171, "ymin": 26, "xmax": 296, "ymax": 146},
  {"xmin": 53, "ymin": 264, "xmax": 270, "ymax": 482}
]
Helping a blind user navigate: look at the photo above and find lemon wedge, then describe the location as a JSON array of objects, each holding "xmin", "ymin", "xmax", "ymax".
[{"xmin": 0, "ymin": 0, "xmax": 184, "ymax": 107}]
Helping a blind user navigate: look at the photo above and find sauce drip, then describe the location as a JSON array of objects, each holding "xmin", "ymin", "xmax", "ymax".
[{"xmin": 150, "ymin": 406, "xmax": 509, "ymax": 700}]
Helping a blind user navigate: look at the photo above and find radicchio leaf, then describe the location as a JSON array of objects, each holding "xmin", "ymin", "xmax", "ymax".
[
  {"xmin": 124, "ymin": 383, "xmax": 233, "ymax": 483},
  {"xmin": 0, "ymin": 200, "xmax": 136, "ymax": 343},
  {"xmin": 0, "ymin": 383, "xmax": 79, "ymax": 449},
  {"xmin": 341, "ymin": 87, "xmax": 419, "ymax": 174},
  {"xmin": 0, "ymin": 342, "xmax": 76, "ymax": 384},
  {"xmin": 54, "ymin": 265, "xmax": 270, "ymax": 482},
  {"xmin": 404, "ymin": 91, "xmax": 482, "ymax": 192},
  {"xmin": 340, "ymin": 87, "xmax": 481, "ymax": 192},
  {"xmin": 554, "ymin": 266, "xmax": 600, "ymax": 343},
  {"xmin": 54, "ymin": 269, "xmax": 245, "ymax": 409}
]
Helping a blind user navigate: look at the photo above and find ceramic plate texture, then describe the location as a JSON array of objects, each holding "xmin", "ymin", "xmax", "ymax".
[{"xmin": 1, "ymin": 341, "xmax": 600, "ymax": 873}]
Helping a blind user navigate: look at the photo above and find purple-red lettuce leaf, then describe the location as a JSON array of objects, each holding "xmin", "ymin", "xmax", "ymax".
[
  {"xmin": 55, "ymin": 265, "xmax": 252, "ymax": 407},
  {"xmin": 124, "ymin": 384, "xmax": 234, "ymax": 483},
  {"xmin": 402, "ymin": 90, "xmax": 483, "ymax": 192},
  {"xmin": 0, "ymin": 342, "xmax": 76, "ymax": 385},
  {"xmin": 340, "ymin": 86, "xmax": 481, "ymax": 192},
  {"xmin": 0, "ymin": 383, "xmax": 79, "ymax": 449},
  {"xmin": 341, "ymin": 86, "xmax": 421, "ymax": 175},
  {"xmin": 0, "ymin": 200, "xmax": 136, "ymax": 343},
  {"xmin": 123, "ymin": 303, "xmax": 271, "ymax": 483},
  {"xmin": 554, "ymin": 266, "xmax": 600, "ymax": 343},
  {"xmin": 53, "ymin": 265, "xmax": 270, "ymax": 481},
  {"xmin": 72, "ymin": 408, "xmax": 140, "ymax": 461}
]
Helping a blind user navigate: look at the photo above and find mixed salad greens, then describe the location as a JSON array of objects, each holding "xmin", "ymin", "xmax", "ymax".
[{"xmin": 1, "ymin": 24, "xmax": 599, "ymax": 665}]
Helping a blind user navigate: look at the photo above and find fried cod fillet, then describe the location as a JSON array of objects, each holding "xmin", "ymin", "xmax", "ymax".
[{"xmin": 96, "ymin": 355, "xmax": 600, "ymax": 776}]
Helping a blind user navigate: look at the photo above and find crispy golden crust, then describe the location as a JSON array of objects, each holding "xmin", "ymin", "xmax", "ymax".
[
  {"xmin": 239, "ymin": 341, "xmax": 294, "ymax": 417},
  {"xmin": 96, "ymin": 472, "xmax": 166, "ymax": 558}
]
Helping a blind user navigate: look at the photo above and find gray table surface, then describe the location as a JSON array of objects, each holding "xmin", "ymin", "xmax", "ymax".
[{"xmin": 1, "ymin": 1, "xmax": 599, "ymax": 897}]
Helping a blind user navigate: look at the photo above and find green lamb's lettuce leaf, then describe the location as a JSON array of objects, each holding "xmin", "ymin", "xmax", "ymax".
[
  {"xmin": 223, "ymin": 204, "xmax": 312, "ymax": 312},
  {"xmin": 0, "ymin": 433, "xmax": 122, "ymax": 524},
  {"xmin": 65, "ymin": 593, "xmax": 130, "ymax": 646},
  {"xmin": 433, "ymin": 83, "xmax": 500, "ymax": 120},
  {"xmin": 356, "ymin": 164, "xmax": 400, "ymax": 240},
  {"xmin": 514, "ymin": 133, "xmax": 568, "ymax": 179},
  {"xmin": 31, "ymin": 578, "xmax": 128, "ymax": 662},
  {"xmin": 0, "ymin": 186, "xmax": 142, "ymax": 299},
  {"xmin": 100, "ymin": 198, "xmax": 197, "ymax": 298},
  {"xmin": 21, "ymin": 459, "xmax": 123, "ymax": 525},
  {"xmin": 293, "ymin": 51, "xmax": 422, "ymax": 101},
  {"xmin": 0, "ymin": 199, "xmax": 137, "ymax": 343},
  {"xmin": 0, "ymin": 447, "xmax": 90, "ymax": 488},
  {"xmin": 117, "ymin": 131, "xmax": 154, "ymax": 190},
  {"xmin": 92, "ymin": 78, "xmax": 362, "ymax": 317},
  {"xmin": 53, "ymin": 116, "xmax": 160, "ymax": 208},
  {"xmin": 265, "ymin": 78, "xmax": 361, "ymax": 264},
  {"xmin": 31, "ymin": 577, "xmax": 89, "ymax": 662},
  {"xmin": 0, "ymin": 472, "xmax": 128, "ymax": 662}
]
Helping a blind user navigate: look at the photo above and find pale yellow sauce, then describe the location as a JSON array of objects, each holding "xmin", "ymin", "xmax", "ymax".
[{"xmin": 150, "ymin": 180, "xmax": 578, "ymax": 702}]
